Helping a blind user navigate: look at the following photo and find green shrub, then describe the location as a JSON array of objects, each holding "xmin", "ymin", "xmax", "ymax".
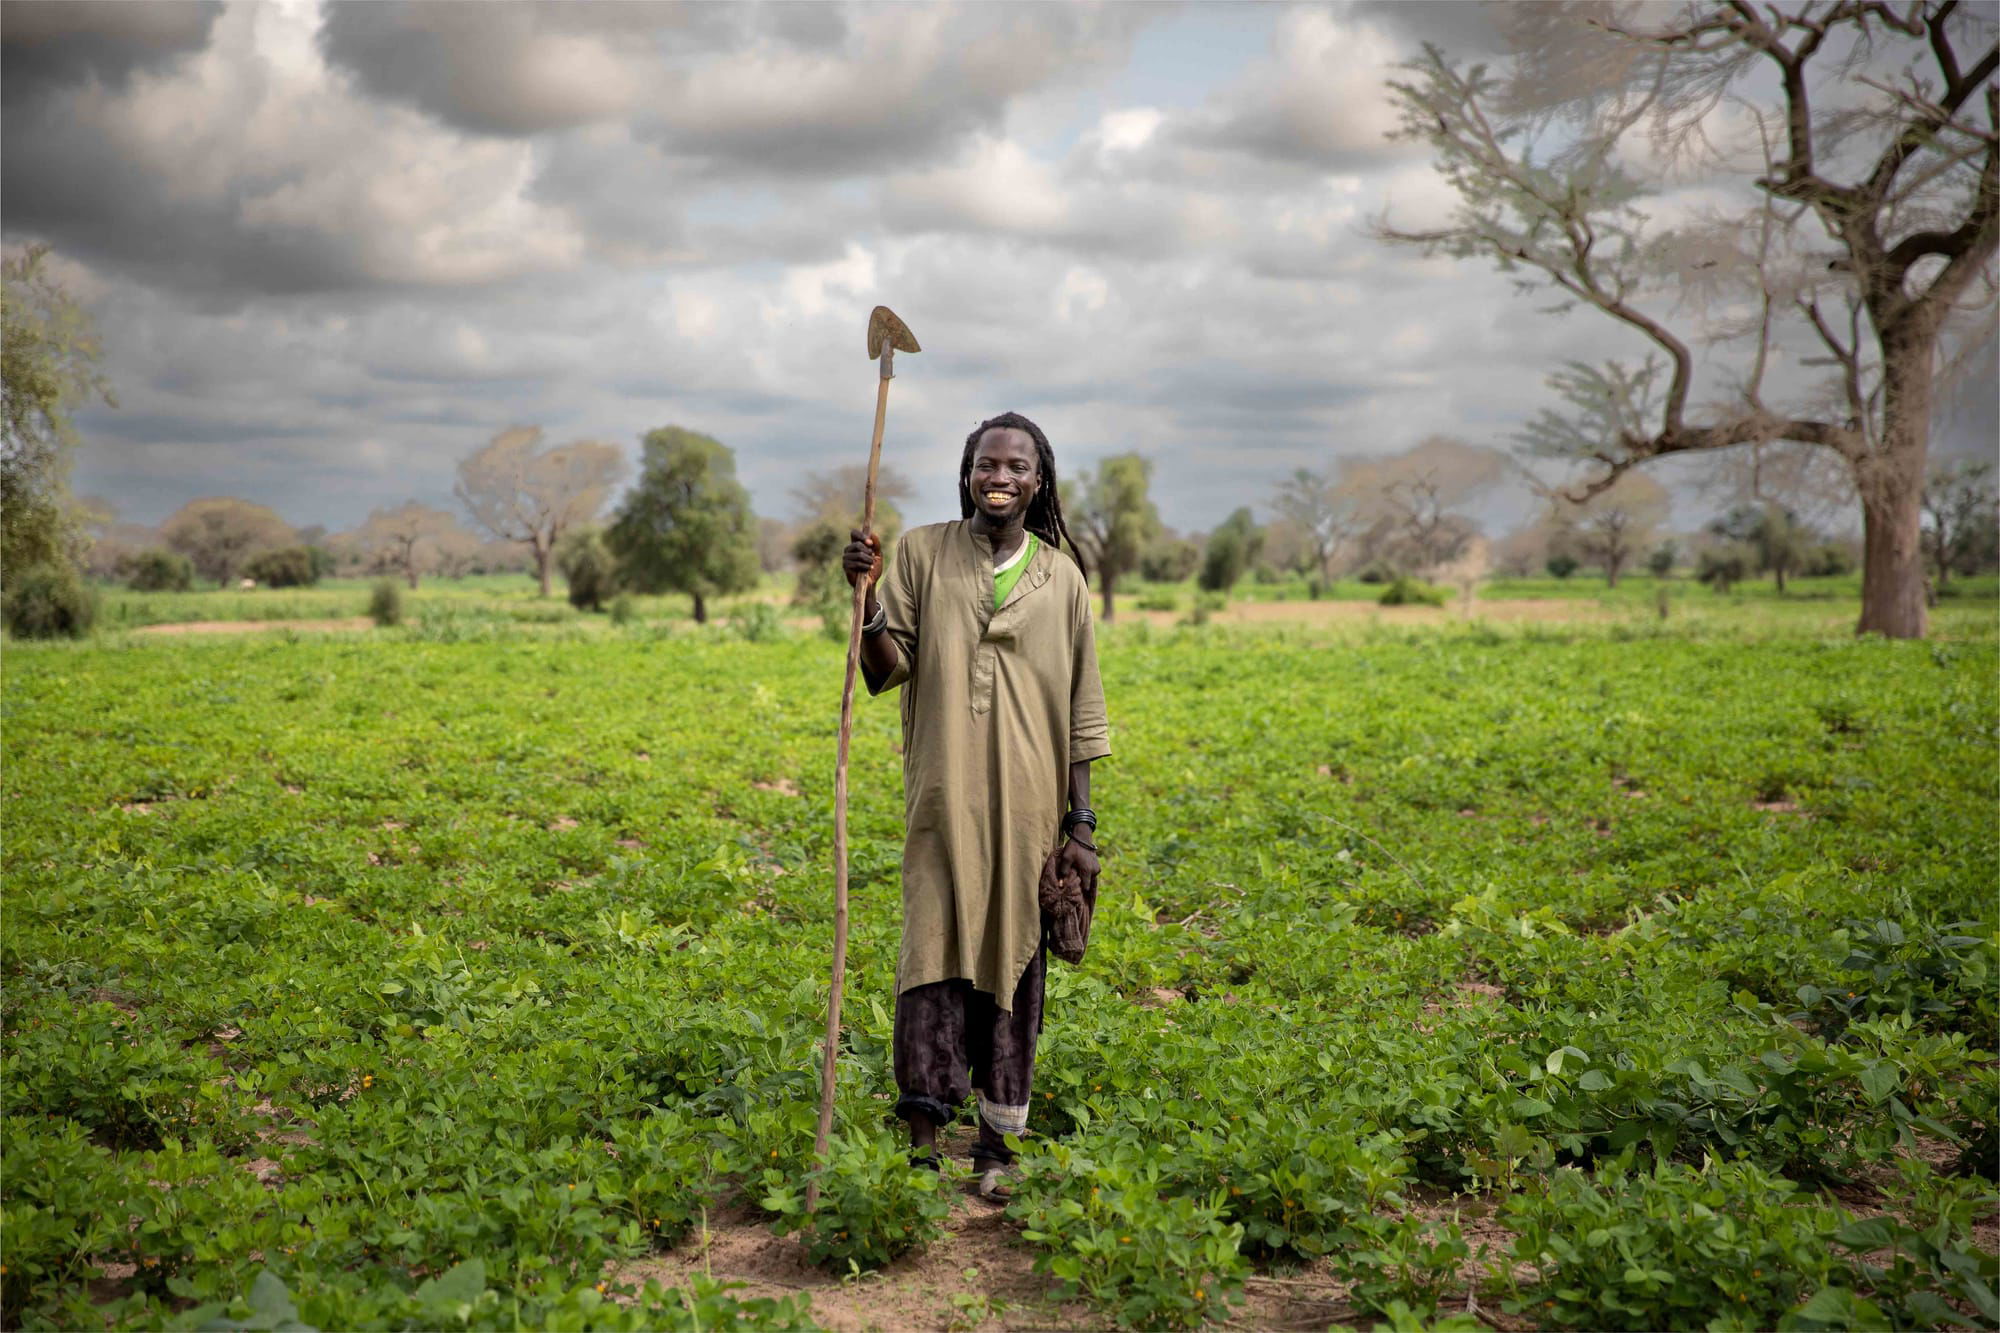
[
  {"xmin": 1010, "ymin": 1141, "xmax": 1247, "ymax": 1331},
  {"xmin": 1502, "ymin": 1159, "xmax": 1846, "ymax": 1330},
  {"xmin": 124, "ymin": 548, "xmax": 194, "ymax": 591},
  {"xmin": 1134, "ymin": 591, "xmax": 1179, "ymax": 612},
  {"xmin": 1194, "ymin": 1112, "xmax": 1410, "ymax": 1258},
  {"xmin": 242, "ymin": 546, "xmax": 320, "ymax": 587},
  {"xmin": 558, "ymin": 527, "xmax": 616, "ymax": 611},
  {"xmin": 1546, "ymin": 554, "xmax": 1580, "ymax": 579},
  {"xmin": 1355, "ymin": 558, "xmax": 1397, "ymax": 584},
  {"xmin": 2, "ymin": 562, "xmax": 96, "ymax": 638},
  {"xmin": 1379, "ymin": 576, "xmax": 1449, "ymax": 607},
  {"xmin": 609, "ymin": 592, "xmax": 637, "ymax": 625},
  {"xmin": 367, "ymin": 577, "xmax": 403, "ymax": 626},
  {"xmin": 762, "ymin": 1131, "xmax": 954, "ymax": 1271},
  {"xmin": 731, "ymin": 601, "xmax": 785, "ymax": 643},
  {"xmin": 1696, "ymin": 545, "xmax": 1752, "ymax": 591}
]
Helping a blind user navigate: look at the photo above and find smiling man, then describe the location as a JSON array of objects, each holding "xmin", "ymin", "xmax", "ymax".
[{"xmin": 842, "ymin": 411, "xmax": 1109, "ymax": 1200}]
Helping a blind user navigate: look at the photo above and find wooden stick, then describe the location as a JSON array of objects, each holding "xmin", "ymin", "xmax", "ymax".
[{"xmin": 808, "ymin": 345, "xmax": 894, "ymax": 1212}]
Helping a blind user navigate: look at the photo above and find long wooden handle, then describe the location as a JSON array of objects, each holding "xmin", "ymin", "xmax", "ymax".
[{"xmin": 808, "ymin": 354, "xmax": 894, "ymax": 1211}]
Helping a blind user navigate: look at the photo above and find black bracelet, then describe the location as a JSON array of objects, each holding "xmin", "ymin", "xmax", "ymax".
[{"xmin": 1062, "ymin": 807, "xmax": 1096, "ymax": 832}]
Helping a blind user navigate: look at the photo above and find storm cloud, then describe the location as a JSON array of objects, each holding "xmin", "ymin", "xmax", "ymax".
[{"xmin": 0, "ymin": 0, "xmax": 1918, "ymax": 539}]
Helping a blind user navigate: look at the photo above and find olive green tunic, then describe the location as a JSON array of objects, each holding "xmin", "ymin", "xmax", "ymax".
[{"xmin": 870, "ymin": 519, "xmax": 1110, "ymax": 1010}]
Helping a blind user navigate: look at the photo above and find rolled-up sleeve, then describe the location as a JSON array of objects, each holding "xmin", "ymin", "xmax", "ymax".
[
  {"xmin": 1068, "ymin": 588, "xmax": 1110, "ymax": 762},
  {"xmin": 867, "ymin": 531, "xmax": 920, "ymax": 696}
]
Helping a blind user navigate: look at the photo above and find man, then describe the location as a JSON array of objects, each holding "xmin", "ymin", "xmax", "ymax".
[{"xmin": 842, "ymin": 411, "xmax": 1108, "ymax": 1199}]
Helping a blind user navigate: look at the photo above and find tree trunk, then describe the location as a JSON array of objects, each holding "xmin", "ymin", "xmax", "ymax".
[
  {"xmin": 691, "ymin": 591, "xmax": 707, "ymax": 624},
  {"xmin": 1774, "ymin": 563, "xmax": 1787, "ymax": 595},
  {"xmin": 534, "ymin": 543, "xmax": 553, "ymax": 598},
  {"xmin": 405, "ymin": 567, "xmax": 419, "ymax": 591},
  {"xmin": 1855, "ymin": 322, "xmax": 1934, "ymax": 639},
  {"xmin": 1101, "ymin": 569, "xmax": 1117, "ymax": 622},
  {"xmin": 1605, "ymin": 556, "xmax": 1621, "ymax": 589},
  {"xmin": 1856, "ymin": 471, "xmax": 1928, "ymax": 637}
]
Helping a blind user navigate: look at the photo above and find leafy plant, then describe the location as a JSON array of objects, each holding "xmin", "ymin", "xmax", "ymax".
[
  {"xmin": 1009, "ymin": 1141, "xmax": 1247, "ymax": 1330},
  {"xmin": 1502, "ymin": 1158, "xmax": 1846, "ymax": 1330},
  {"xmin": 761, "ymin": 1131, "xmax": 954, "ymax": 1270}
]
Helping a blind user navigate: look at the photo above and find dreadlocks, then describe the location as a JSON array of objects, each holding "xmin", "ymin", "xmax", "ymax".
[{"xmin": 958, "ymin": 412, "xmax": 1088, "ymax": 583}]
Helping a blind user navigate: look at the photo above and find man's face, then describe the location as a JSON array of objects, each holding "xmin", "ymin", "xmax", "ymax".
[{"xmin": 969, "ymin": 428, "xmax": 1039, "ymax": 523}]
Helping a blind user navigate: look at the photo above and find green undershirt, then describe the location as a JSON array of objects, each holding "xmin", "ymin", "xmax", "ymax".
[{"xmin": 994, "ymin": 533, "xmax": 1038, "ymax": 608}]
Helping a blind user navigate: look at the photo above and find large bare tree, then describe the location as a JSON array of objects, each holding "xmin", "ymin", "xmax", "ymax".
[
  {"xmin": 455, "ymin": 426, "xmax": 624, "ymax": 597},
  {"xmin": 1271, "ymin": 468, "xmax": 1360, "ymax": 591},
  {"xmin": 1383, "ymin": 1, "xmax": 1997, "ymax": 638},
  {"xmin": 1339, "ymin": 436, "xmax": 1507, "ymax": 574}
]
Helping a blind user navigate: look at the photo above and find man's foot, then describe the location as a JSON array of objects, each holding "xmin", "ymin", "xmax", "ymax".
[
  {"xmin": 910, "ymin": 1151, "xmax": 942, "ymax": 1172},
  {"xmin": 975, "ymin": 1164, "xmax": 1017, "ymax": 1201}
]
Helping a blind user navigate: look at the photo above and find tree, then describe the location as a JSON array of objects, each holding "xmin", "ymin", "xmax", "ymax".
[
  {"xmin": 241, "ymin": 547, "xmax": 320, "ymax": 588},
  {"xmin": 1141, "ymin": 533, "xmax": 1203, "ymax": 582},
  {"xmin": 1199, "ymin": 507, "xmax": 1263, "ymax": 592},
  {"xmin": 1922, "ymin": 456, "xmax": 1999, "ymax": 590},
  {"xmin": 1567, "ymin": 471, "xmax": 1672, "ymax": 586},
  {"xmin": 354, "ymin": 501, "xmax": 462, "ymax": 590},
  {"xmin": 161, "ymin": 497, "xmax": 293, "ymax": 586},
  {"xmin": 1272, "ymin": 468, "xmax": 1359, "ymax": 593},
  {"xmin": 1338, "ymin": 437, "xmax": 1504, "ymax": 575},
  {"xmin": 1065, "ymin": 454, "xmax": 1161, "ymax": 620},
  {"xmin": 455, "ymin": 425, "xmax": 624, "ymax": 597},
  {"xmin": 1710, "ymin": 503, "xmax": 1818, "ymax": 592},
  {"xmin": 2, "ymin": 245, "xmax": 113, "ymax": 577},
  {"xmin": 605, "ymin": 426, "xmax": 759, "ymax": 624},
  {"xmin": 1647, "ymin": 541, "xmax": 1679, "ymax": 578},
  {"xmin": 1383, "ymin": 4, "xmax": 1998, "ymax": 638},
  {"xmin": 124, "ymin": 549, "xmax": 193, "ymax": 591},
  {"xmin": 787, "ymin": 464, "xmax": 912, "ymax": 621}
]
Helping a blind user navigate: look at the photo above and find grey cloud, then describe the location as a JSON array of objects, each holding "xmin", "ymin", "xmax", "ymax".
[{"xmin": 0, "ymin": 0, "xmax": 219, "ymax": 105}]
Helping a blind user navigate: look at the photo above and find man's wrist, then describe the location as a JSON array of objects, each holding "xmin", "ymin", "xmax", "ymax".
[{"xmin": 861, "ymin": 599, "xmax": 887, "ymax": 636}]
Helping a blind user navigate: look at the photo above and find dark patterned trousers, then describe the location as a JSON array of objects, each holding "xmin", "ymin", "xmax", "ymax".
[{"xmin": 892, "ymin": 945, "xmax": 1046, "ymax": 1166}]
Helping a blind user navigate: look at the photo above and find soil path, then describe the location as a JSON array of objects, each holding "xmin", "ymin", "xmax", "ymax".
[
  {"xmin": 131, "ymin": 617, "xmax": 375, "ymax": 635},
  {"xmin": 1129, "ymin": 596, "xmax": 1616, "ymax": 629}
]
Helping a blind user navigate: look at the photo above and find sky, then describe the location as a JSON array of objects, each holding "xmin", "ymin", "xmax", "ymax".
[{"xmin": 2, "ymin": 0, "xmax": 1990, "ymax": 538}]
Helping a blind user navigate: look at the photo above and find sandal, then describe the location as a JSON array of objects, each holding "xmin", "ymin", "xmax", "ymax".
[{"xmin": 975, "ymin": 1164, "xmax": 1018, "ymax": 1201}]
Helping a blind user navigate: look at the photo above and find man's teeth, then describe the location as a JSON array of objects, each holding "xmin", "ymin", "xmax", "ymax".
[{"xmin": 985, "ymin": 492, "xmax": 1012, "ymax": 503}]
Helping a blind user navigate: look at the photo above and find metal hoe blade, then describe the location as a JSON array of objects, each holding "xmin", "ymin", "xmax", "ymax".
[{"xmin": 867, "ymin": 305, "xmax": 920, "ymax": 360}]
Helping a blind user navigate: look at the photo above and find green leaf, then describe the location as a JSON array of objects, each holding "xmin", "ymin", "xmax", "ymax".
[
  {"xmin": 1858, "ymin": 1062, "xmax": 1900, "ymax": 1103},
  {"xmin": 1510, "ymin": 1097, "xmax": 1554, "ymax": 1118},
  {"xmin": 416, "ymin": 1257, "xmax": 486, "ymax": 1309}
]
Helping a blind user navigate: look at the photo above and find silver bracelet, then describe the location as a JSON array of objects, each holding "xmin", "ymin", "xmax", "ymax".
[{"xmin": 862, "ymin": 601, "xmax": 888, "ymax": 635}]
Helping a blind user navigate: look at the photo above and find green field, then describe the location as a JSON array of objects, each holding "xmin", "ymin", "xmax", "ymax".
[{"xmin": 3, "ymin": 610, "xmax": 1996, "ymax": 1329}]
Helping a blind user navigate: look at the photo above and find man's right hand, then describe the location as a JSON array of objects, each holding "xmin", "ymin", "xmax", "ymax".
[{"xmin": 843, "ymin": 530, "xmax": 883, "ymax": 589}]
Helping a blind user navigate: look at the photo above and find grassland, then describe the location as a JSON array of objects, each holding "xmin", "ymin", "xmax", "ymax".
[{"xmin": 3, "ymin": 601, "xmax": 1995, "ymax": 1329}]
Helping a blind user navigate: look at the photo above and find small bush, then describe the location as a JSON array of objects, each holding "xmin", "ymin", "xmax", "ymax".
[
  {"xmin": 608, "ymin": 592, "xmax": 637, "ymax": 625},
  {"xmin": 731, "ymin": 601, "xmax": 784, "ymax": 643},
  {"xmin": 1134, "ymin": 591, "xmax": 1179, "ymax": 612},
  {"xmin": 1545, "ymin": 554, "xmax": 1580, "ymax": 579},
  {"xmin": 123, "ymin": 548, "xmax": 193, "ymax": 592},
  {"xmin": 242, "ymin": 546, "xmax": 320, "ymax": 588},
  {"xmin": 761, "ymin": 1131, "xmax": 954, "ymax": 1270},
  {"xmin": 368, "ymin": 578, "xmax": 403, "ymax": 627},
  {"xmin": 1696, "ymin": 545, "xmax": 1751, "ymax": 592},
  {"xmin": 1378, "ymin": 576, "xmax": 1449, "ymax": 607},
  {"xmin": 3, "ymin": 563, "xmax": 96, "ymax": 639},
  {"xmin": 1354, "ymin": 559, "xmax": 1398, "ymax": 584},
  {"xmin": 557, "ymin": 527, "xmax": 616, "ymax": 611}
]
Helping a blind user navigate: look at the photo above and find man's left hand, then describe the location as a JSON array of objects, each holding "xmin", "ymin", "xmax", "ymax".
[{"xmin": 1055, "ymin": 837, "xmax": 1099, "ymax": 895}]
